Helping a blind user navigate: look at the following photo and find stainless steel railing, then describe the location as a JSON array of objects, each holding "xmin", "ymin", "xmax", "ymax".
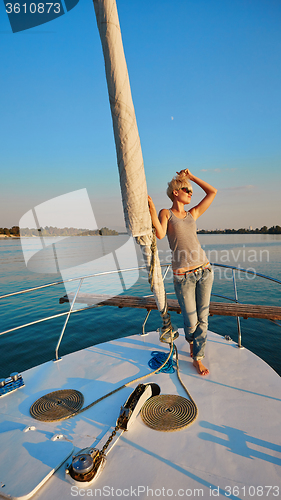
[{"xmin": 0, "ymin": 263, "xmax": 280, "ymax": 359}]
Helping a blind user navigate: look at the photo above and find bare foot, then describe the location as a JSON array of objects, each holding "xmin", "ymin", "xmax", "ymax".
[
  {"xmin": 193, "ymin": 360, "xmax": 209, "ymax": 376},
  {"xmin": 189, "ymin": 343, "xmax": 193, "ymax": 358}
]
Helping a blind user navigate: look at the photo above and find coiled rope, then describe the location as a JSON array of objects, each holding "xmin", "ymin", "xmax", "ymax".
[
  {"xmin": 148, "ymin": 348, "xmax": 176, "ymax": 373},
  {"xmin": 30, "ymin": 332, "xmax": 197, "ymax": 427},
  {"xmin": 141, "ymin": 343, "xmax": 198, "ymax": 431},
  {"xmin": 30, "ymin": 338, "xmax": 175, "ymax": 422},
  {"xmin": 141, "ymin": 394, "xmax": 197, "ymax": 431},
  {"xmin": 30, "ymin": 389, "xmax": 84, "ymax": 421}
]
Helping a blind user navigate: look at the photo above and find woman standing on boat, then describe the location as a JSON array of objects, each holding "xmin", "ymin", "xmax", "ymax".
[{"xmin": 148, "ymin": 169, "xmax": 217, "ymax": 375}]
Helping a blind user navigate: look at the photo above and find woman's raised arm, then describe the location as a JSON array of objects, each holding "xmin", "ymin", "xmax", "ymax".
[{"xmin": 177, "ymin": 169, "xmax": 217, "ymax": 220}]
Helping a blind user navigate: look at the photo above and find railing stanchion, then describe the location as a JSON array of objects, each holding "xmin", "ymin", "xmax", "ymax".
[
  {"xmin": 54, "ymin": 278, "xmax": 84, "ymax": 361},
  {"xmin": 141, "ymin": 310, "xmax": 151, "ymax": 335},
  {"xmin": 232, "ymin": 269, "xmax": 242, "ymax": 348},
  {"xmin": 162, "ymin": 265, "xmax": 171, "ymax": 281}
]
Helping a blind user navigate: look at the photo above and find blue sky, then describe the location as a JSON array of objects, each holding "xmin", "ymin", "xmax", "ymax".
[{"xmin": 0, "ymin": 0, "xmax": 280, "ymax": 231}]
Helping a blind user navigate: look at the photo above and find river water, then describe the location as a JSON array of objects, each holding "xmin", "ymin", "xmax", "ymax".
[{"xmin": 0, "ymin": 234, "xmax": 280, "ymax": 377}]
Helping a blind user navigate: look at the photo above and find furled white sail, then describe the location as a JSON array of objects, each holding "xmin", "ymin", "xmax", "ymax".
[
  {"xmin": 93, "ymin": 0, "xmax": 176, "ymax": 338},
  {"xmin": 93, "ymin": 0, "xmax": 150, "ymax": 238}
]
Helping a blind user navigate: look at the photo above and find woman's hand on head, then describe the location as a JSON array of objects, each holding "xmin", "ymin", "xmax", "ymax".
[{"xmin": 176, "ymin": 168, "xmax": 192, "ymax": 179}]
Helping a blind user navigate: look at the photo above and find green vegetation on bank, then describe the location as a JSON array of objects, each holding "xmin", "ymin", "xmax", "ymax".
[
  {"xmin": 197, "ymin": 225, "xmax": 281, "ymax": 234},
  {"xmin": 0, "ymin": 226, "xmax": 119, "ymax": 237},
  {"xmin": 1, "ymin": 225, "xmax": 281, "ymax": 237}
]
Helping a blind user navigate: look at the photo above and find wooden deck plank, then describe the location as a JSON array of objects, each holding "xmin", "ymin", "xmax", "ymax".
[{"xmin": 59, "ymin": 293, "xmax": 281, "ymax": 321}]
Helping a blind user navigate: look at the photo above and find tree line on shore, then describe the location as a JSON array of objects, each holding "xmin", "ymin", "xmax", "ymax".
[
  {"xmin": 197, "ymin": 225, "xmax": 281, "ymax": 234},
  {"xmin": 1, "ymin": 225, "xmax": 281, "ymax": 237},
  {"xmin": 0, "ymin": 226, "xmax": 119, "ymax": 237}
]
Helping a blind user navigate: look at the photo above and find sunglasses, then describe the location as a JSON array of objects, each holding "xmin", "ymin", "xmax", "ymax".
[{"xmin": 180, "ymin": 187, "xmax": 193, "ymax": 195}]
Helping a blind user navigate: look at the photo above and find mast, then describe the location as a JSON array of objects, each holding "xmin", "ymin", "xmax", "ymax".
[{"xmin": 93, "ymin": 0, "xmax": 176, "ymax": 339}]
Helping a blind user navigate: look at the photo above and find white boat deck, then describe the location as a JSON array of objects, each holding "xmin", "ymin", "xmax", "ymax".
[{"xmin": 0, "ymin": 330, "xmax": 280, "ymax": 500}]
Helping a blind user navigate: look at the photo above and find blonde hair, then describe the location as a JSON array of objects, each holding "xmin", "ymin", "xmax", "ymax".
[{"xmin": 166, "ymin": 174, "xmax": 193, "ymax": 201}]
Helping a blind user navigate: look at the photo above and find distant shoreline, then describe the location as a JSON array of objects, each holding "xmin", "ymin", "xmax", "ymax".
[
  {"xmin": 0, "ymin": 226, "xmax": 120, "ymax": 238},
  {"xmin": 0, "ymin": 224, "xmax": 280, "ymax": 238},
  {"xmin": 197, "ymin": 225, "xmax": 281, "ymax": 235},
  {"xmin": 0, "ymin": 234, "xmax": 20, "ymax": 239}
]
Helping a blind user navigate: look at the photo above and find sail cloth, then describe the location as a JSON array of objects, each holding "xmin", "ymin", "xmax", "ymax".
[
  {"xmin": 93, "ymin": 0, "xmax": 169, "ymax": 315},
  {"xmin": 93, "ymin": 0, "xmax": 149, "ymax": 238}
]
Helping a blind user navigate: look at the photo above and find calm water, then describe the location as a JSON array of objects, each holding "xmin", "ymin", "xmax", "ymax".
[{"xmin": 0, "ymin": 234, "xmax": 280, "ymax": 377}]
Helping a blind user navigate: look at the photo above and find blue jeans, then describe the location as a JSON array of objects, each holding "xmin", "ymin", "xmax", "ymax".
[{"xmin": 173, "ymin": 265, "xmax": 214, "ymax": 361}]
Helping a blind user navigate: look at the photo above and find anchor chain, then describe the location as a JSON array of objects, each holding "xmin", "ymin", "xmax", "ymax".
[{"xmin": 100, "ymin": 425, "xmax": 120, "ymax": 455}]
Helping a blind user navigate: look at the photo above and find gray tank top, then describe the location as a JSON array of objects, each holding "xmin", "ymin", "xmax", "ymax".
[{"xmin": 167, "ymin": 210, "xmax": 208, "ymax": 271}]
